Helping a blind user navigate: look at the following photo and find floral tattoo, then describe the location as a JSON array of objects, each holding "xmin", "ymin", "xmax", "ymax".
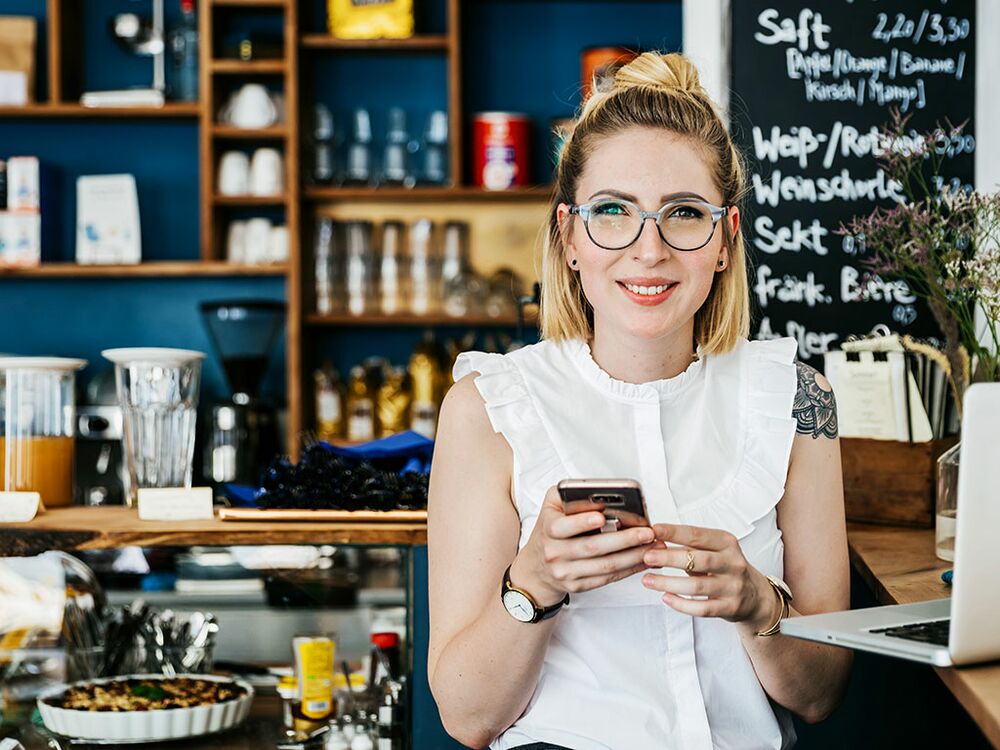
[{"xmin": 793, "ymin": 362, "xmax": 839, "ymax": 439}]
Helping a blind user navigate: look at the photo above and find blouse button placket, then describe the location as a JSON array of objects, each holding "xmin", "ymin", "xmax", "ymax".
[{"xmin": 636, "ymin": 390, "xmax": 713, "ymax": 750}]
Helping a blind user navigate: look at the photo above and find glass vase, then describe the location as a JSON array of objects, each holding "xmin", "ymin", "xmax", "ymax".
[{"xmin": 935, "ymin": 442, "xmax": 961, "ymax": 561}]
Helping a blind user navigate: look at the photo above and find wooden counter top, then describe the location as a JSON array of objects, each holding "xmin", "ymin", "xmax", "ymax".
[
  {"xmin": 848, "ymin": 523, "xmax": 1000, "ymax": 748},
  {"xmin": 0, "ymin": 506, "xmax": 427, "ymax": 555}
]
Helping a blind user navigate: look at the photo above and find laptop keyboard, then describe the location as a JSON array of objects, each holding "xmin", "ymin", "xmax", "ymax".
[{"xmin": 870, "ymin": 619, "xmax": 950, "ymax": 646}]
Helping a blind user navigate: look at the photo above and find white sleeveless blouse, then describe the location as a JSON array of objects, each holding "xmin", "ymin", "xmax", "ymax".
[{"xmin": 453, "ymin": 336, "xmax": 800, "ymax": 750}]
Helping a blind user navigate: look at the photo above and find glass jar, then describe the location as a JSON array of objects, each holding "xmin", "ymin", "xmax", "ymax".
[
  {"xmin": 0, "ymin": 357, "xmax": 86, "ymax": 507},
  {"xmin": 935, "ymin": 441, "xmax": 961, "ymax": 561},
  {"xmin": 408, "ymin": 219, "xmax": 438, "ymax": 316},
  {"xmin": 345, "ymin": 220, "xmax": 376, "ymax": 317}
]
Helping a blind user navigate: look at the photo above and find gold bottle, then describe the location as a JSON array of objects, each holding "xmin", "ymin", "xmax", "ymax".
[
  {"xmin": 314, "ymin": 362, "xmax": 346, "ymax": 441},
  {"xmin": 408, "ymin": 337, "xmax": 446, "ymax": 439},
  {"xmin": 377, "ymin": 367, "xmax": 413, "ymax": 437},
  {"xmin": 346, "ymin": 365, "xmax": 376, "ymax": 442}
]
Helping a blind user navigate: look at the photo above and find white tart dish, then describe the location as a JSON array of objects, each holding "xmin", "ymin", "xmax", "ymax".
[{"xmin": 37, "ymin": 674, "xmax": 254, "ymax": 743}]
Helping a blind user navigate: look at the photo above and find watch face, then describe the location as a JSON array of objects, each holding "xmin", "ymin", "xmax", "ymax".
[{"xmin": 502, "ymin": 589, "xmax": 535, "ymax": 623}]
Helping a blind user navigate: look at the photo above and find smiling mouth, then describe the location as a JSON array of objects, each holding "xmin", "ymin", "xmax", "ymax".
[
  {"xmin": 616, "ymin": 280, "xmax": 679, "ymax": 305},
  {"xmin": 619, "ymin": 281, "xmax": 676, "ymax": 295}
]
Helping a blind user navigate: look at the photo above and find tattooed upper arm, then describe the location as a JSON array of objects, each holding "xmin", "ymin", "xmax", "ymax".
[{"xmin": 793, "ymin": 361, "xmax": 839, "ymax": 439}]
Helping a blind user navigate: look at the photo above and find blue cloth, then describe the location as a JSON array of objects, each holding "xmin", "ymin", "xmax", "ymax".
[{"xmin": 320, "ymin": 430, "xmax": 434, "ymax": 463}]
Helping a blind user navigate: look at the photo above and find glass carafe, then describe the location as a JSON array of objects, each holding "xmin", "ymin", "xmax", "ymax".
[{"xmin": 0, "ymin": 357, "xmax": 86, "ymax": 508}]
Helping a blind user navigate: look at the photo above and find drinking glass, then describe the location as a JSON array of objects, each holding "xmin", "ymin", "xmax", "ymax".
[{"xmin": 102, "ymin": 348, "xmax": 204, "ymax": 507}]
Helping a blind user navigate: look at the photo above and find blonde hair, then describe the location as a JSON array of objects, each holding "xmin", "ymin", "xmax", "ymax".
[{"xmin": 540, "ymin": 52, "xmax": 750, "ymax": 355}]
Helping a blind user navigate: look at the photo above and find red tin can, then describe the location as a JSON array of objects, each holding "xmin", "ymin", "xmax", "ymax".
[{"xmin": 471, "ymin": 112, "xmax": 532, "ymax": 190}]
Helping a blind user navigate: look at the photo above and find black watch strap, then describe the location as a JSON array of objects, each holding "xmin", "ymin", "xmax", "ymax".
[{"xmin": 503, "ymin": 565, "xmax": 570, "ymax": 622}]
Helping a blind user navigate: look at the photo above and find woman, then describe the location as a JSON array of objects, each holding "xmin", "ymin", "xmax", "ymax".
[{"xmin": 427, "ymin": 52, "xmax": 852, "ymax": 750}]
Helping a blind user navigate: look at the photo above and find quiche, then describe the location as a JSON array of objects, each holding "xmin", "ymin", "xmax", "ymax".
[{"xmin": 45, "ymin": 677, "xmax": 246, "ymax": 712}]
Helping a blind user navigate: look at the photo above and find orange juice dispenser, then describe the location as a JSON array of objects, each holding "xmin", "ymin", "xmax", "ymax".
[{"xmin": 0, "ymin": 357, "xmax": 86, "ymax": 508}]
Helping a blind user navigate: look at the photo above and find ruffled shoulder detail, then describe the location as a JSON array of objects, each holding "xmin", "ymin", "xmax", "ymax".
[
  {"xmin": 678, "ymin": 337, "xmax": 799, "ymax": 539},
  {"xmin": 452, "ymin": 348, "xmax": 567, "ymax": 533}
]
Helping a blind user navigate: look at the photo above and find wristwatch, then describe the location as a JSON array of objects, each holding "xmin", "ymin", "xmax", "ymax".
[
  {"xmin": 755, "ymin": 576, "xmax": 793, "ymax": 637},
  {"xmin": 501, "ymin": 565, "xmax": 569, "ymax": 623}
]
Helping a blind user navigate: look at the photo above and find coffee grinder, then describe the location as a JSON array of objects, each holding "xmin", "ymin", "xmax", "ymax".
[{"xmin": 200, "ymin": 300, "xmax": 285, "ymax": 487}]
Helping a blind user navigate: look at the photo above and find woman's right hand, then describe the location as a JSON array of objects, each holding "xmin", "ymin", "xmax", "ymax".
[{"xmin": 508, "ymin": 485, "xmax": 657, "ymax": 605}]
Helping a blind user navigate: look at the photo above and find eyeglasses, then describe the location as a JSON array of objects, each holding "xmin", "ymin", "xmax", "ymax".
[{"xmin": 568, "ymin": 197, "xmax": 729, "ymax": 251}]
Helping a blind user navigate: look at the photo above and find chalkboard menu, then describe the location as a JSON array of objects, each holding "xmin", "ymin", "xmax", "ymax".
[{"xmin": 730, "ymin": 0, "xmax": 976, "ymax": 364}]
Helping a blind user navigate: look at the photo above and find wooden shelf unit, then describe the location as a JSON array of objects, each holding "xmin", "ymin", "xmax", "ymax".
[
  {"xmin": 291, "ymin": 0, "xmax": 547, "ymax": 457},
  {"xmin": 199, "ymin": 0, "xmax": 303, "ymax": 458},
  {"xmin": 3, "ymin": 0, "xmax": 549, "ymax": 462}
]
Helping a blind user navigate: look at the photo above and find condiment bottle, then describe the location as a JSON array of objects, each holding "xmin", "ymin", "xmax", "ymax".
[{"xmin": 292, "ymin": 636, "xmax": 336, "ymax": 730}]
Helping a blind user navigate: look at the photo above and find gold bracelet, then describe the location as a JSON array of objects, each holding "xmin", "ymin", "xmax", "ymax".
[{"xmin": 755, "ymin": 577, "xmax": 788, "ymax": 637}]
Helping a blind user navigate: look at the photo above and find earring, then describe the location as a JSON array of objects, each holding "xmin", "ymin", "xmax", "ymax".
[
  {"xmin": 717, "ymin": 259, "xmax": 726, "ymax": 269},
  {"xmin": 571, "ymin": 258, "xmax": 578, "ymax": 267}
]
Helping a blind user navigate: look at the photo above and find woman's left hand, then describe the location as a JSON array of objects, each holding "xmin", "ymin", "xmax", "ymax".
[{"xmin": 640, "ymin": 523, "xmax": 778, "ymax": 630}]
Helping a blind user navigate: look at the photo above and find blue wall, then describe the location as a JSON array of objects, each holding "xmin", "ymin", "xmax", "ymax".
[{"xmin": 0, "ymin": 278, "xmax": 286, "ymax": 403}]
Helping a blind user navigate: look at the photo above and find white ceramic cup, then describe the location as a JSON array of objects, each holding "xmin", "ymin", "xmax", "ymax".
[
  {"xmin": 244, "ymin": 218, "xmax": 273, "ymax": 264},
  {"xmin": 227, "ymin": 84, "xmax": 277, "ymax": 129},
  {"xmin": 218, "ymin": 151, "xmax": 250, "ymax": 195},
  {"xmin": 268, "ymin": 225, "xmax": 289, "ymax": 263},
  {"xmin": 226, "ymin": 220, "xmax": 248, "ymax": 264},
  {"xmin": 249, "ymin": 148, "xmax": 284, "ymax": 196}
]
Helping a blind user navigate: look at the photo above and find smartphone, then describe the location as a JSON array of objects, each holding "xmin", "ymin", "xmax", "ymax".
[{"xmin": 557, "ymin": 478, "xmax": 650, "ymax": 534}]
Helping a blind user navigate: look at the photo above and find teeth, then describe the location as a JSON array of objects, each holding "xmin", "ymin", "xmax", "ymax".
[{"xmin": 623, "ymin": 283, "xmax": 672, "ymax": 296}]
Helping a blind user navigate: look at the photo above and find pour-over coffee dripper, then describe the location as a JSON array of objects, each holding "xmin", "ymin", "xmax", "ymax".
[{"xmin": 199, "ymin": 300, "xmax": 285, "ymax": 487}]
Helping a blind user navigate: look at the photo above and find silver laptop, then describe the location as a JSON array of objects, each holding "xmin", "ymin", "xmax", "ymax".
[{"xmin": 780, "ymin": 383, "xmax": 1000, "ymax": 667}]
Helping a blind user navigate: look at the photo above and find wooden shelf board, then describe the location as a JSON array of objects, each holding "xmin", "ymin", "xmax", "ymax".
[
  {"xmin": 211, "ymin": 0, "xmax": 287, "ymax": 6},
  {"xmin": 212, "ymin": 125, "xmax": 289, "ymax": 139},
  {"xmin": 300, "ymin": 34, "xmax": 449, "ymax": 51},
  {"xmin": 0, "ymin": 506, "xmax": 425, "ymax": 555},
  {"xmin": 848, "ymin": 523, "xmax": 1000, "ymax": 749},
  {"xmin": 0, "ymin": 103, "xmax": 200, "ymax": 118},
  {"xmin": 0, "ymin": 262, "xmax": 288, "ymax": 278},
  {"xmin": 306, "ymin": 313, "xmax": 533, "ymax": 327},
  {"xmin": 303, "ymin": 185, "xmax": 552, "ymax": 202},
  {"xmin": 210, "ymin": 59, "xmax": 287, "ymax": 74},
  {"xmin": 213, "ymin": 194, "xmax": 290, "ymax": 206}
]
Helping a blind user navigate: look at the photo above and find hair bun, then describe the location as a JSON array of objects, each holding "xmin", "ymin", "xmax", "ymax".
[{"xmin": 613, "ymin": 52, "xmax": 702, "ymax": 95}]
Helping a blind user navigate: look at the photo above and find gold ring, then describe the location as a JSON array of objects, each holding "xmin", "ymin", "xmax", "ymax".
[{"xmin": 685, "ymin": 550, "xmax": 696, "ymax": 572}]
